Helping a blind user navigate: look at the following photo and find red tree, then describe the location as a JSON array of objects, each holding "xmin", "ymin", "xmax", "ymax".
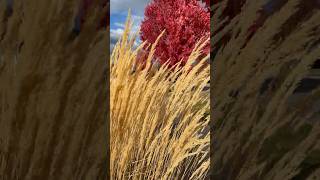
[{"xmin": 140, "ymin": 0, "xmax": 210, "ymax": 68}]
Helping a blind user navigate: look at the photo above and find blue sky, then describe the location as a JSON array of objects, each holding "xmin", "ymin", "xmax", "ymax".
[{"xmin": 110, "ymin": 0, "xmax": 151, "ymax": 51}]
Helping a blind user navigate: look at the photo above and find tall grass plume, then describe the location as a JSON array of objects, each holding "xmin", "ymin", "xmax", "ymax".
[{"xmin": 110, "ymin": 12, "xmax": 210, "ymax": 179}]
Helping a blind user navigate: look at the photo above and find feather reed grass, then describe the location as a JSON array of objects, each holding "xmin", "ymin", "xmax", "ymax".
[{"xmin": 110, "ymin": 12, "xmax": 210, "ymax": 179}]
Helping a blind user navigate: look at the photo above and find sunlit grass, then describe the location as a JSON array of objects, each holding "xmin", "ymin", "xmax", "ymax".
[{"xmin": 110, "ymin": 12, "xmax": 210, "ymax": 179}]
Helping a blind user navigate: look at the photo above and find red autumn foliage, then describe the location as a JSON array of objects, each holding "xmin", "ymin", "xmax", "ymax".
[{"xmin": 140, "ymin": 0, "xmax": 210, "ymax": 68}]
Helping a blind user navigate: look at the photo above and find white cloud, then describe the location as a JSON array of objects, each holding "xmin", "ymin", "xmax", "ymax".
[
  {"xmin": 110, "ymin": 28, "xmax": 124, "ymax": 40},
  {"xmin": 110, "ymin": 27, "xmax": 141, "ymax": 52},
  {"xmin": 132, "ymin": 15, "xmax": 144, "ymax": 22},
  {"xmin": 132, "ymin": 15, "xmax": 143, "ymax": 31},
  {"xmin": 114, "ymin": 22, "xmax": 125, "ymax": 28},
  {"xmin": 113, "ymin": 16, "xmax": 142, "ymax": 33},
  {"xmin": 110, "ymin": 28, "xmax": 123, "ymax": 52},
  {"xmin": 110, "ymin": 14, "xmax": 143, "ymax": 47}
]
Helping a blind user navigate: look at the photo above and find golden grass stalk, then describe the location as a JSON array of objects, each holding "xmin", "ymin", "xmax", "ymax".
[{"xmin": 111, "ymin": 11, "xmax": 210, "ymax": 179}]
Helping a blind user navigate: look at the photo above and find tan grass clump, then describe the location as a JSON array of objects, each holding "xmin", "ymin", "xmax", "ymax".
[{"xmin": 110, "ymin": 12, "xmax": 210, "ymax": 179}]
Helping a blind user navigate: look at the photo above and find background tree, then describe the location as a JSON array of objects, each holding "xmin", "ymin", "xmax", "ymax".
[{"xmin": 140, "ymin": 0, "xmax": 210, "ymax": 68}]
